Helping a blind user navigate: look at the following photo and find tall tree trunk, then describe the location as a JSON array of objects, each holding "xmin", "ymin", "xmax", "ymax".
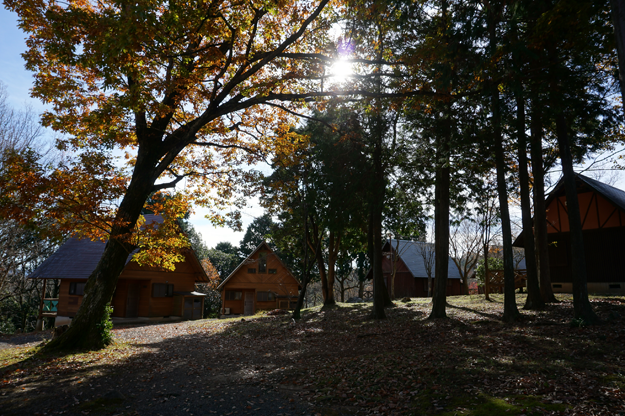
[
  {"xmin": 429, "ymin": 112, "xmax": 451, "ymax": 319},
  {"xmin": 516, "ymin": 89, "xmax": 544, "ymax": 310},
  {"xmin": 370, "ymin": 126, "xmax": 389, "ymax": 318},
  {"xmin": 370, "ymin": 203, "xmax": 386, "ymax": 318},
  {"xmin": 487, "ymin": 4, "xmax": 520, "ymax": 322},
  {"xmin": 554, "ymin": 115, "xmax": 599, "ymax": 324},
  {"xmin": 390, "ymin": 239, "xmax": 400, "ymax": 300},
  {"xmin": 429, "ymin": 0, "xmax": 452, "ymax": 319},
  {"xmin": 309, "ymin": 221, "xmax": 329, "ymax": 303},
  {"xmin": 324, "ymin": 231, "xmax": 339, "ymax": 307},
  {"xmin": 529, "ymin": 98, "xmax": 558, "ymax": 303},
  {"xmin": 293, "ymin": 211, "xmax": 316, "ymax": 320},
  {"xmin": 611, "ymin": 0, "xmax": 625, "ymax": 105},
  {"xmin": 494, "ymin": 118, "xmax": 520, "ymax": 322},
  {"xmin": 483, "ymin": 243, "xmax": 490, "ymax": 301}
]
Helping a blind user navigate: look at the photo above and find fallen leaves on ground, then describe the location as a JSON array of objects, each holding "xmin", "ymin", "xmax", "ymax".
[{"xmin": 0, "ymin": 294, "xmax": 624, "ymax": 416}]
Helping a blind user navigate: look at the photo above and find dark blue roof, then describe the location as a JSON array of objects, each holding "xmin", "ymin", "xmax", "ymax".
[
  {"xmin": 29, "ymin": 215, "xmax": 163, "ymax": 280},
  {"xmin": 387, "ymin": 239, "xmax": 462, "ymax": 279}
]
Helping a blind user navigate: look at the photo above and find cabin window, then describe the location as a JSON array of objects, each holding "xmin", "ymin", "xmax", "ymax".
[
  {"xmin": 609, "ymin": 284, "xmax": 621, "ymax": 289},
  {"xmin": 152, "ymin": 283, "xmax": 174, "ymax": 297},
  {"xmin": 248, "ymin": 268, "xmax": 256, "ymax": 274},
  {"xmin": 268, "ymin": 268, "xmax": 277, "ymax": 274},
  {"xmin": 69, "ymin": 282, "xmax": 86, "ymax": 296},
  {"xmin": 258, "ymin": 252, "xmax": 267, "ymax": 273},
  {"xmin": 257, "ymin": 291, "xmax": 275, "ymax": 302},
  {"xmin": 225, "ymin": 291, "xmax": 242, "ymax": 300}
]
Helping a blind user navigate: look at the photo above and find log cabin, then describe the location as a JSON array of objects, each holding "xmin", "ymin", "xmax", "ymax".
[
  {"xmin": 513, "ymin": 174, "xmax": 625, "ymax": 295},
  {"xmin": 29, "ymin": 215, "xmax": 209, "ymax": 326},
  {"xmin": 218, "ymin": 241, "xmax": 300, "ymax": 316},
  {"xmin": 367, "ymin": 239, "xmax": 464, "ymax": 298}
]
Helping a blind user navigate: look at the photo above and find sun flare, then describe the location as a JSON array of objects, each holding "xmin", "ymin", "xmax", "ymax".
[{"xmin": 330, "ymin": 58, "xmax": 353, "ymax": 83}]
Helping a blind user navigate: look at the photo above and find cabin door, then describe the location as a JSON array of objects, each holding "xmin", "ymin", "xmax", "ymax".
[
  {"xmin": 126, "ymin": 282, "xmax": 140, "ymax": 318},
  {"xmin": 244, "ymin": 291, "xmax": 254, "ymax": 316},
  {"xmin": 183, "ymin": 298, "xmax": 203, "ymax": 320}
]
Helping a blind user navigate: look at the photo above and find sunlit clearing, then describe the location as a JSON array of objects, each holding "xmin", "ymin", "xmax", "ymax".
[{"xmin": 330, "ymin": 58, "xmax": 353, "ymax": 83}]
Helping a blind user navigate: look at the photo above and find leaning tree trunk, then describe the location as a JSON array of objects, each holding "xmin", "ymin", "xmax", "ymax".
[
  {"xmin": 515, "ymin": 89, "xmax": 544, "ymax": 310},
  {"xmin": 529, "ymin": 96, "xmax": 558, "ymax": 303},
  {"xmin": 555, "ymin": 115, "xmax": 599, "ymax": 324},
  {"xmin": 44, "ymin": 163, "xmax": 155, "ymax": 351}
]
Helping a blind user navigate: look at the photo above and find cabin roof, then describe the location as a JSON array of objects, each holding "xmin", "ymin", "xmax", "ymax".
[
  {"xmin": 574, "ymin": 175, "xmax": 625, "ymax": 211},
  {"xmin": 385, "ymin": 239, "xmax": 462, "ymax": 279},
  {"xmin": 217, "ymin": 241, "xmax": 300, "ymax": 290},
  {"xmin": 544, "ymin": 174, "xmax": 625, "ymax": 213},
  {"xmin": 513, "ymin": 174, "xmax": 625, "ymax": 247},
  {"xmin": 28, "ymin": 215, "xmax": 209, "ymax": 282}
]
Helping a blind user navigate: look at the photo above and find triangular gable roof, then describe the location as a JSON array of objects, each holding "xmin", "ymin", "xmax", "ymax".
[
  {"xmin": 217, "ymin": 241, "xmax": 300, "ymax": 290},
  {"xmin": 513, "ymin": 174, "xmax": 625, "ymax": 246},
  {"xmin": 386, "ymin": 239, "xmax": 462, "ymax": 279},
  {"xmin": 545, "ymin": 174, "xmax": 625, "ymax": 213},
  {"xmin": 29, "ymin": 214, "xmax": 209, "ymax": 282}
]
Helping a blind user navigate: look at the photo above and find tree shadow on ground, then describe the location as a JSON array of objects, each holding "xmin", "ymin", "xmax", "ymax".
[{"xmin": 2, "ymin": 297, "xmax": 625, "ymax": 416}]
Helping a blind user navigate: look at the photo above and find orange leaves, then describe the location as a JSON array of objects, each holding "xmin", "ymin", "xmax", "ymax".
[
  {"xmin": 4, "ymin": 0, "xmax": 339, "ymax": 249},
  {"xmin": 130, "ymin": 193, "xmax": 191, "ymax": 271},
  {"xmin": 200, "ymin": 258, "xmax": 221, "ymax": 290}
]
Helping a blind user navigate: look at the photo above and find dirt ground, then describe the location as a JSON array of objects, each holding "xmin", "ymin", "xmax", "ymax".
[{"xmin": 1, "ymin": 294, "xmax": 625, "ymax": 416}]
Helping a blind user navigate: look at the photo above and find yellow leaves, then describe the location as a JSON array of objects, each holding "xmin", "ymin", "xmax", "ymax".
[{"xmin": 130, "ymin": 192, "xmax": 191, "ymax": 271}]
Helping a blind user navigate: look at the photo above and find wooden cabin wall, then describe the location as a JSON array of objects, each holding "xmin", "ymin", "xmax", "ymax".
[
  {"xmin": 546, "ymin": 191, "xmax": 625, "ymax": 233},
  {"xmin": 548, "ymin": 227, "xmax": 625, "ymax": 284},
  {"xmin": 57, "ymin": 279, "xmax": 87, "ymax": 317},
  {"xmin": 380, "ymin": 254, "xmax": 417, "ymax": 298},
  {"xmin": 222, "ymin": 249, "xmax": 299, "ymax": 314},
  {"xmin": 383, "ymin": 271, "xmax": 417, "ymax": 298},
  {"xmin": 111, "ymin": 279, "xmax": 129, "ymax": 317},
  {"xmin": 57, "ymin": 258, "xmax": 202, "ymax": 318}
]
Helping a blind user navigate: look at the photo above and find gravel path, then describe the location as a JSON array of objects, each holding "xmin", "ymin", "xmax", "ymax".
[
  {"xmin": 1, "ymin": 320, "xmax": 319, "ymax": 416},
  {"xmin": 0, "ymin": 331, "xmax": 52, "ymax": 350}
]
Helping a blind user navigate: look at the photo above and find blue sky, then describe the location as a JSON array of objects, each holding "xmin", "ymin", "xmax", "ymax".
[{"xmin": 0, "ymin": 9, "xmax": 44, "ymax": 110}]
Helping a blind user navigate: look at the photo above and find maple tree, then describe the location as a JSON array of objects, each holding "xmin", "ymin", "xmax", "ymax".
[{"xmin": 1, "ymin": 0, "xmax": 348, "ymax": 350}]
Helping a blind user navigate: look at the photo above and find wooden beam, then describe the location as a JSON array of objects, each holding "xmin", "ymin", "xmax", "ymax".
[
  {"xmin": 601, "ymin": 207, "xmax": 618, "ymax": 229},
  {"xmin": 581, "ymin": 192, "xmax": 595, "ymax": 228},
  {"xmin": 595, "ymin": 191, "xmax": 601, "ymax": 228}
]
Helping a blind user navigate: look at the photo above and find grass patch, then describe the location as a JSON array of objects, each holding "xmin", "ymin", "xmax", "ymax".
[
  {"xmin": 0, "ymin": 345, "xmax": 40, "ymax": 368},
  {"xmin": 430, "ymin": 393, "xmax": 569, "ymax": 416}
]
